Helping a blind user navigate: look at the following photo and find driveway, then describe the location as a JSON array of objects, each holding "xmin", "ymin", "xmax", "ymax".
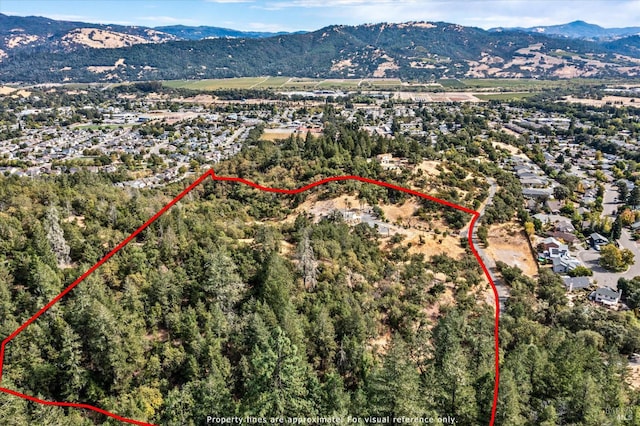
[{"xmin": 467, "ymin": 178, "xmax": 510, "ymax": 312}]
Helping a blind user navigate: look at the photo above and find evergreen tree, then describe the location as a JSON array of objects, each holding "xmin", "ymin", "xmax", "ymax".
[
  {"xmin": 44, "ymin": 206, "xmax": 70, "ymax": 267},
  {"xmin": 297, "ymin": 229, "xmax": 318, "ymax": 291},
  {"xmin": 612, "ymin": 216, "xmax": 622, "ymax": 241},
  {"xmin": 241, "ymin": 319, "xmax": 314, "ymax": 417},
  {"xmin": 628, "ymin": 186, "xmax": 640, "ymax": 209},
  {"xmin": 366, "ymin": 335, "xmax": 424, "ymax": 417}
]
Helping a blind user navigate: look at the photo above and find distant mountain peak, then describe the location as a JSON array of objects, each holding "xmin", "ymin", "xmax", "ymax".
[{"xmin": 490, "ymin": 20, "xmax": 640, "ymax": 40}]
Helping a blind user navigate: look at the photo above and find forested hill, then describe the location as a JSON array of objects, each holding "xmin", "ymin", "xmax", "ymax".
[
  {"xmin": 1, "ymin": 104, "xmax": 639, "ymax": 424},
  {"xmin": 154, "ymin": 25, "xmax": 299, "ymax": 40},
  {"xmin": 0, "ymin": 13, "xmax": 291, "ymax": 57},
  {"xmin": 2, "ymin": 20, "xmax": 640, "ymax": 83}
]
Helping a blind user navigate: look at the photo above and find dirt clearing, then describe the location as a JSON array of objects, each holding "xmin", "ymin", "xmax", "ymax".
[{"xmin": 486, "ymin": 221, "xmax": 538, "ymax": 277}]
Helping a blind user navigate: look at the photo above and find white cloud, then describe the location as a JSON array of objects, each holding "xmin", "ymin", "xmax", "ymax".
[
  {"xmin": 3, "ymin": 12, "xmax": 135, "ymax": 26},
  {"xmin": 205, "ymin": 0, "xmax": 254, "ymax": 3},
  {"xmin": 39, "ymin": 14, "xmax": 93, "ymax": 21},
  {"xmin": 138, "ymin": 16, "xmax": 200, "ymax": 25},
  {"xmin": 244, "ymin": 21, "xmax": 298, "ymax": 32},
  {"xmin": 260, "ymin": 0, "xmax": 640, "ymax": 29}
]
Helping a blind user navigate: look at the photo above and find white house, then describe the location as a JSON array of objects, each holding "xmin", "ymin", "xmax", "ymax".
[
  {"xmin": 591, "ymin": 287, "xmax": 622, "ymax": 307},
  {"xmin": 552, "ymin": 255, "xmax": 582, "ymax": 274}
]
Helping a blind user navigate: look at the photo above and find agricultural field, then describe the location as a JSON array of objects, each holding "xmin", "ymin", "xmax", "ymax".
[
  {"xmin": 163, "ymin": 77, "xmax": 272, "ymax": 90},
  {"xmin": 163, "ymin": 76, "xmax": 633, "ymax": 94},
  {"xmin": 164, "ymin": 77, "xmax": 405, "ymax": 91},
  {"xmin": 458, "ymin": 78, "xmax": 615, "ymax": 90},
  {"xmin": 474, "ymin": 92, "xmax": 537, "ymax": 101}
]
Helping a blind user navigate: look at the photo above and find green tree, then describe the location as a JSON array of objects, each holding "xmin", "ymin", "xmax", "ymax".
[
  {"xmin": 202, "ymin": 248, "xmax": 246, "ymax": 317},
  {"xmin": 611, "ymin": 217, "xmax": 622, "ymax": 241},
  {"xmin": 617, "ymin": 182, "xmax": 629, "ymax": 204},
  {"xmin": 629, "ymin": 186, "xmax": 640, "ymax": 209},
  {"xmin": 495, "ymin": 369, "xmax": 526, "ymax": 426},
  {"xmin": 618, "ymin": 277, "xmax": 640, "ymax": 309},
  {"xmin": 366, "ymin": 336, "xmax": 424, "ymax": 417},
  {"xmin": 600, "ymin": 244, "xmax": 634, "ymax": 272},
  {"xmin": 553, "ymin": 185, "xmax": 570, "ymax": 201},
  {"xmin": 432, "ymin": 311, "xmax": 477, "ymax": 423},
  {"xmin": 567, "ymin": 265, "xmax": 593, "ymax": 277},
  {"xmin": 477, "ymin": 225, "xmax": 489, "ymax": 247},
  {"xmin": 241, "ymin": 319, "xmax": 315, "ymax": 417}
]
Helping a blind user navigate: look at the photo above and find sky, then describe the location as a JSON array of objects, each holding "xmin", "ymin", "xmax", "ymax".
[{"xmin": 2, "ymin": 0, "xmax": 639, "ymax": 33}]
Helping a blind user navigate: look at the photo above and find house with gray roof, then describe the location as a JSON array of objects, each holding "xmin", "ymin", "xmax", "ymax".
[
  {"xmin": 552, "ymin": 256, "xmax": 582, "ymax": 274},
  {"xmin": 591, "ymin": 287, "xmax": 622, "ymax": 307},
  {"xmin": 562, "ymin": 276, "xmax": 591, "ymax": 291},
  {"xmin": 523, "ymin": 187, "xmax": 553, "ymax": 199},
  {"xmin": 589, "ymin": 233, "xmax": 609, "ymax": 250}
]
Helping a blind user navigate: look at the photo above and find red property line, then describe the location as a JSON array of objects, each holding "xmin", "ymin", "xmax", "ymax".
[{"xmin": 0, "ymin": 168, "xmax": 500, "ymax": 426}]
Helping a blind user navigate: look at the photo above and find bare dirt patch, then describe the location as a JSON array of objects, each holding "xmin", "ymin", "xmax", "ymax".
[
  {"xmin": 62, "ymin": 29, "xmax": 150, "ymax": 49},
  {"xmin": 287, "ymin": 193, "xmax": 465, "ymax": 260},
  {"xmin": 422, "ymin": 284, "xmax": 456, "ymax": 324},
  {"xmin": 63, "ymin": 215, "xmax": 86, "ymax": 229},
  {"xmin": 563, "ymin": 95, "xmax": 639, "ymax": 108},
  {"xmin": 262, "ymin": 128, "xmax": 301, "ymax": 141},
  {"xmin": 491, "ymin": 141, "xmax": 521, "ymax": 155},
  {"xmin": 394, "ymin": 92, "xmax": 481, "ymax": 103},
  {"xmin": 405, "ymin": 233, "xmax": 465, "ymax": 259},
  {"xmin": 373, "ymin": 55, "xmax": 400, "ymax": 78},
  {"xmin": 87, "ymin": 58, "xmax": 126, "ymax": 74},
  {"xmin": 368, "ymin": 330, "xmax": 391, "ymax": 354},
  {"xmin": 414, "ymin": 160, "xmax": 444, "ymax": 177},
  {"xmin": 627, "ymin": 359, "xmax": 640, "ymax": 391},
  {"xmin": 486, "ymin": 222, "xmax": 538, "ymax": 277},
  {"xmin": 144, "ymin": 329, "xmax": 169, "ymax": 343},
  {"xmin": 331, "ymin": 59, "xmax": 353, "ymax": 72},
  {"xmin": 171, "ymin": 94, "xmax": 216, "ymax": 104},
  {"xmin": 6, "ymin": 34, "xmax": 39, "ymax": 48},
  {"xmin": 0, "ymin": 86, "xmax": 16, "ymax": 95},
  {"xmin": 380, "ymin": 199, "xmax": 420, "ymax": 223}
]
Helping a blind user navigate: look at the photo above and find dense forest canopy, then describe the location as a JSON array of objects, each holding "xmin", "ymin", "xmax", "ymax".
[
  {"xmin": 0, "ymin": 88, "xmax": 639, "ymax": 425},
  {"xmin": 0, "ymin": 83, "xmax": 640, "ymax": 425}
]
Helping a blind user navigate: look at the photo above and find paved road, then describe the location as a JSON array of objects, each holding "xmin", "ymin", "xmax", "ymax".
[
  {"xmin": 574, "ymin": 184, "xmax": 640, "ymax": 288},
  {"xmin": 602, "ymin": 183, "xmax": 619, "ymax": 218},
  {"xmin": 467, "ymin": 178, "xmax": 510, "ymax": 312},
  {"xmin": 577, "ymin": 228, "xmax": 640, "ymax": 288}
]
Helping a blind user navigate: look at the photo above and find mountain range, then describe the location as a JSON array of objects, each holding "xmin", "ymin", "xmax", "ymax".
[
  {"xmin": 0, "ymin": 13, "xmax": 294, "ymax": 55},
  {"xmin": 1, "ymin": 14, "xmax": 640, "ymax": 83},
  {"xmin": 491, "ymin": 20, "xmax": 640, "ymax": 41}
]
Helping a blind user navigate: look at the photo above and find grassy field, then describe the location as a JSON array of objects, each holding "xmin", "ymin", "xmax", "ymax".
[
  {"xmin": 317, "ymin": 79, "xmax": 366, "ymax": 89},
  {"xmin": 163, "ymin": 77, "xmax": 406, "ymax": 91},
  {"xmin": 253, "ymin": 76, "xmax": 292, "ymax": 88},
  {"xmin": 162, "ymin": 76, "xmax": 633, "ymax": 94},
  {"xmin": 163, "ymin": 77, "xmax": 272, "ymax": 90},
  {"xmin": 437, "ymin": 79, "xmax": 466, "ymax": 88},
  {"xmin": 458, "ymin": 78, "xmax": 613, "ymax": 90}
]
